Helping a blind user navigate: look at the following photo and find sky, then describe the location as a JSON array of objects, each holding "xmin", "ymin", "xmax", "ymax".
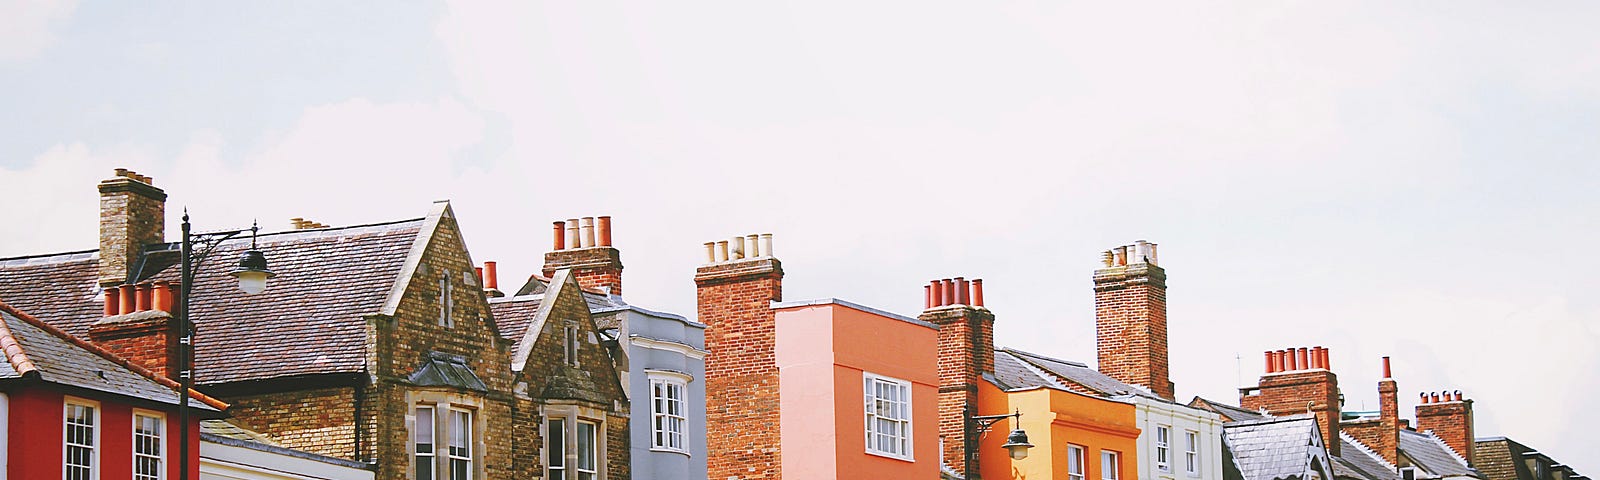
[{"xmin": 2, "ymin": 0, "xmax": 1597, "ymax": 472}]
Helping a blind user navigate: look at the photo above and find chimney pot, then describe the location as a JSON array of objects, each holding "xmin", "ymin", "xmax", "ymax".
[
  {"xmin": 597, "ymin": 216, "xmax": 613, "ymax": 247},
  {"xmin": 580, "ymin": 217, "xmax": 596, "ymax": 248},
  {"xmin": 475, "ymin": 267, "xmax": 483, "ymax": 285},
  {"xmin": 484, "ymin": 261, "xmax": 499, "ymax": 290},
  {"xmin": 115, "ymin": 168, "xmax": 128, "ymax": 177},
  {"xmin": 924, "ymin": 285, "xmax": 932, "ymax": 309},
  {"xmin": 1453, "ymin": 390, "xmax": 1462, "ymax": 401},
  {"xmin": 153, "ymin": 281, "xmax": 172, "ymax": 312},
  {"xmin": 746, "ymin": 234, "xmax": 760, "ymax": 257},
  {"xmin": 942, "ymin": 279, "xmax": 956, "ymax": 307},
  {"xmin": 119, "ymin": 284, "xmax": 137, "ymax": 315},
  {"xmin": 103, "ymin": 287, "xmax": 120, "ymax": 316},
  {"xmin": 730, "ymin": 236, "xmax": 745, "ymax": 260},
  {"xmin": 135, "ymin": 283, "xmax": 153, "ymax": 312},
  {"xmin": 1420, "ymin": 392, "xmax": 1429, "ymax": 403},
  {"xmin": 565, "ymin": 219, "xmax": 580, "ymax": 250},
  {"xmin": 553, "ymin": 221, "xmax": 567, "ymax": 250},
  {"xmin": 760, "ymin": 233, "xmax": 774, "ymax": 258},
  {"xmin": 1113, "ymin": 246, "xmax": 1128, "ymax": 266},
  {"xmin": 1135, "ymin": 240, "xmax": 1150, "ymax": 263},
  {"xmin": 955, "ymin": 277, "xmax": 968, "ymax": 305},
  {"xmin": 930, "ymin": 280, "xmax": 944, "ymax": 307},
  {"xmin": 703, "ymin": 242, "xmax": 716, "ymax": 264},
  {"xmin": 716, "ymin": 241, "xmax": 729, "ymax": 262},
  {"xmin": 1264, "ymin": 351, "xmax": 1275, "ymax": 373},
  {"xmin": 1297, "ymin": 347, "xmax": 1309, "ymax": 371},
  {"xmin": 1101, "ymin": 250, "xmax": 1115, "ymax": 267},
  {"xmin": 972, "ymin": 279, "xmax": 984, "ymax": 307},
  {"xmin": 1148, "ymin": 243, "xmax": 1159, "ymax": 265},
  {"xmin": 1382, "ymin": 356, "xmax": 1392, "ymax": 378},
  {"xmin": 1431, "ymin": 392, "xmax": 1441, "ymax": 403}
]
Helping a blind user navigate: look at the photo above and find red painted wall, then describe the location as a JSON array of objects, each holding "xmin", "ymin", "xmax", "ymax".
[{"xmin": 6, "ymin": 386, "xmax": 198, "ymax": 480}]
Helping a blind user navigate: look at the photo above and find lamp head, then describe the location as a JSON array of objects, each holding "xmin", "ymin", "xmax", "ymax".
[
  {"xmin": 230, "ymin": 249, "xmax": 275, "ymax": 295},
  {"xmin": 1002, "ymin": 428, "xmax": 1034, "ymax": 460}
]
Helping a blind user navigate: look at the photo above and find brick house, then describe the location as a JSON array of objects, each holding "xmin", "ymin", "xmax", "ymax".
[
  {"xmin": 0, "ymin": 298, "xmax": 227, "ymax": 479},
  {"xmin": 490, "ymin": 216, "xmax": 702, "ymax": 480},
  {"xmin": 0, "ymin": 170, "xmax": 605, "ymax": 480}
]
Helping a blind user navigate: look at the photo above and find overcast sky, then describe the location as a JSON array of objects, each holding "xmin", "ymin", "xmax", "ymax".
[{"xmin": 3, "ymin": 1, "xmax": 1596, "ymax": 471}]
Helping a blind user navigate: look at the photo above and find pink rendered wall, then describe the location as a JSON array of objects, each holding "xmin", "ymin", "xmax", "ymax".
[{"xmin": 776, "ymin": 302, "xmax": 939, "ymax": 479}]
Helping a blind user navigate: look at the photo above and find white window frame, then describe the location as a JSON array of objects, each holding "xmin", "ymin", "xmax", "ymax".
[
  {"xmin": 647, "ymin": 372, "xmax": 690, "ymax": 454},
  {"xmin": 576, "ymin": 421, "xmax": 598, "ymax": 480},
  {"xmin": 545, "ymin": 407, "xmax": 607, "ymax": 480},
  {"xmin": 447, "ymin": 409, "xmax": 472, "ymax": 480},
  {"xmin": 863, "ymin": 373, "xmax": 913, "ymax": 461},
  {"xmin": 1184, "ymin": 430, "xmax": 1199, "ymax": 476},
  {"xmin": 547, "ymin": 418, "xmax": 567, "ymax": 480},
  {"xmin": 415, "ymin": 406, "xmax": 437, "ymax": 480},
  {"xmin": 1101, "ymin": 450, "xmax": 1120, "ymax": 480},
  {"xmin": 132, "ymin": 409, "xmax": 166, "ymax": 480},
  {"xmin": 64, "ymin": 397, "xmax": 100, "ymax": 480},
  {"xmin": 1155, "ymin": 425, "xmax": 1171, "ymax": 472},
  {"xmin": 1067, "ymin": 444, "xmax": 1086, "ymax": 480}
]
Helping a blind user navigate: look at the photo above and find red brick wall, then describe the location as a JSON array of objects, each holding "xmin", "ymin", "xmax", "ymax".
[
  {"xmin": 1416, "ymin": 399, "xmax": 1474, "ymax": 465},
  {"xmin": 697, "ymin": 257, "xmax": 783, "ymax": 480},
  {"xmin": 543, "ymin": 247, "xmax": 624, "ymax": 296},
  {"xmin": 1094, "ymin": 263, "xmax": 1173, "ymax": 400},
  {"xmin": 87, "ymin": 313, "xmax": 174, "ymax": 378},
  {"xmin": 920, "ymin": 306, "xmax": 995, "ymax": 473},
  {"xmin": 1239, "ymin": 369, "xmax": 1341, "ymax": 456}
]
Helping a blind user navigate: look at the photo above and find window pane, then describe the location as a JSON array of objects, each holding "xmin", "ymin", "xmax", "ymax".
[
  {"xmin": 1068, "ymin": 446, "xmax": 1085, "ymax": 480},
  {"xmin": 577, "ymin": 422, "xmax": 596, "ymax": 469},
  {"xmin": 548, "ymin": 419, "xmax": 566, "ymax": 479},
  {"xmin": 1102, "ymin": 451, "xmax": 1118, "ymax": 480}
]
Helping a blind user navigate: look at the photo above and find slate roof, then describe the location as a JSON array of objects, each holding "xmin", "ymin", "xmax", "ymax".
[
  {"xmin": 0, "ymin": 299, "xmax": 224, "ymax": 411},
  {"xmin": 1223, "ymin": 414, "xmax": 1332, "ymax": 480},
  {"xmin": 1194, "ymin": 396, "xmax": 1268, "ymax": 422},
  {"xmin": 995, "ymin": 348, "xmax": 1160, "ymax": 399},
  {"xmin": 490, "ymin": 275, "xmax": 630, "ymax": 354},
  {"xmin": 1336, "ymin": 434, "xmax": 1400, "ymax": 480},
  {"xmin": 0, "ymin": 219, "xmax": 424, "ymax": 385},
  {"xmin": 408, "ymin": 351, "xmax": 488, "ymax": 392},
  {"xmin": 201, "ymin": 419, "xmax": 282, "ymax": 445},
  {"xmin": 1399, "ymin": 429, "xmax": 1473, "ymax": 477}
]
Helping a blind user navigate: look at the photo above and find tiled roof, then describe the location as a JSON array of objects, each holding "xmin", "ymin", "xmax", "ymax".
[
  {"xmin": 1337, "ymin": 434, "xmax": 1399, "ymax": 480},
  {"xmin": 1223, "ymin": 414, "xmax": 1331, "ymax": 480},
  {"xmin": 0, "ymin": 219, "xmax": 424, "ymax": 385},
  {"xmin": 491, "ymin": 275, "xmax": 631, "ymax": 354},
  {"xmin": 1471, "ymin": 439, "xmax": 1519, "ymax": 480},
  {"xmin": 0, "ymin": 299, "xmax": 224, "ymax": 411},
  {"xmin": 201, "ymin": 419, "xmax": 282, "ymax": 445},
  {"xmin": 1399, "ymin": 429, "xmax": 1473, "ymax": 477},
  {"xmin": 991, "ymin": 349, "xmax": 1061, "ymax": 390}
]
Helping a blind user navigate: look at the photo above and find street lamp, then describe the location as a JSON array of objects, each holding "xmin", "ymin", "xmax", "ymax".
[
  {"xmin": 176, "ymin": 212, "xmax": 274, "ymax": 480},
  {"xmin": 964, "ymin": 407, "xmax": 1034, "ymax": 479}
]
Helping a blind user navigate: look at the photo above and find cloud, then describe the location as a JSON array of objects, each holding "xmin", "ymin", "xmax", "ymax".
[{"xmin": 0, "ymin": 0, "xmax": 77, "ymax": 61}]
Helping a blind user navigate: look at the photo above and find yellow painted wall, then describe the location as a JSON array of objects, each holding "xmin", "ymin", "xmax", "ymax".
[{"xmin": 980, "ymin": 383, "xmax": 1141, "ymax": 480}]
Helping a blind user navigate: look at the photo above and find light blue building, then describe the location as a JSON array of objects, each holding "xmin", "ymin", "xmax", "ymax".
[{"xmin": 593, "ymin": 301, "xmax": 708, "ymax": 480}]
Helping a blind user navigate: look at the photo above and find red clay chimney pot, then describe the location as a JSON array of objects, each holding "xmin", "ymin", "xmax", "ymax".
[
  {"xmin": 972, "ymin": 279, "xmax": 984, "ymax": 307},
  {"xmin": 1297, "ymin": 347, "xmax": 1309, "ymax": 371},
  {"xmin": 930, "ymin": 281, "xmax": 944, "ymax": 307},
  {"xmin": 597, "ymin": 216, "xmax": 612, "ymax": 247},
  {"xmin": 552, "ymin": 221, "xmax": 566, "ymax": 250},
  {"xmin": 484, "ymin": 261, "xmax": 499, "ymax": 290},
  {"xmin": 955, "ymin": 277, "xmax": 968, "ymax": 305},
  {"xmin": 104, "ymin": 287, "xmax": 120, "ymax": 316},
  {"xmin": 1382, "ymin": 356, "xmax": 1392, "ymax": 378}
]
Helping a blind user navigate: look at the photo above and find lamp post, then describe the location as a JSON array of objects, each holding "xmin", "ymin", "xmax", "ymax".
[
  {"xmin": 176, "ymin": 212, "xmax": 275, "ymax": 480},
  {"xmin": 964, "ymin": 407, "xmax": 1034, "ymax": 480}
]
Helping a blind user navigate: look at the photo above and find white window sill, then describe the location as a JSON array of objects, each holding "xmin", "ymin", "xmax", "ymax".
[
  {"xmin": 649, "ymin": 446, "xmax": 692, "ymax": 457},
  {"xmin": 865, "ymin": 449, "xmax": 915, "ymax": 463}
]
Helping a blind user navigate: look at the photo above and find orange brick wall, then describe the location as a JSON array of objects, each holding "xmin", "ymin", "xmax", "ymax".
[
  {"xmin": 87, "ymin": 314, "xmax": 175, "ymax": 378},
  {"xmin": 1094, "ymin": 263, "xmax": 1173, "ymax": 400},
  {"xmin": 697, "ymin": 258, "xmax": 783, "ymax": 479}
]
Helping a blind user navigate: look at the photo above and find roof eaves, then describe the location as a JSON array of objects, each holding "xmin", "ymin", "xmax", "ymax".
[
  {"xmin": 381, "ymin": 201, "xmax": 451, "ymax": 317},
  {"xmin": 770, "ymin": 298, "xmax": 934, "ymax": 329},
  {"xmin": 0, "ymin": 299, "xmax": 227, "ymax": 411},
  {"xmin": 512, "ymin": 269, "xmax": 573, "ymax": 372},
  {"xmin": 1341, "ymin": 431, "xmax": 1400, "ymax": 472}
]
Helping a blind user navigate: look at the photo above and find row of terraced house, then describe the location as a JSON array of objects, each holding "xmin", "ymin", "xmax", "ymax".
[{"xmin": 0, "ymin": 169, "xmax": 1584, "ymax": 480}]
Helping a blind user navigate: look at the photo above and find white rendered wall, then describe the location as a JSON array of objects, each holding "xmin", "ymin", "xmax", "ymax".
[{"xmin": 1129, "ymin": 397, "xmax": 1225, "ymax": 480}]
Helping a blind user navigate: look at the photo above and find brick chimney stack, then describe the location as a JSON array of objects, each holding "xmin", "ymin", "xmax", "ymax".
[
  {"xmin": 98, "ymin": 169, "xmax": 166, "ymax": 286},
  {"xmin": 1344, "ymin": 356, "xmax": 1401, "ymax": 464},
  {"xmin": 89, "ymin": 282, "xmax": 178, "ymax": 377},
  {"xmin": 1416, "ymin": 390, "xmax": 1475, "ymax": 465},
  {"xmin": 1240, "ymin": 346, "xmax": 1341, "ymax": 456},
  {"xmin": 920, "ymin": 277, "xmax": 995, "ymax": 472},
  {"xmin": 1094, "ymin": 240, "xmax": 1174, "ymax": 400},
  {"xmin": 697, "ymin": 232, "xmax": 781, "ymax": 480},
  {"xmin": 542, "ymin": 216, "xmax": 624, "ymax": 296}
]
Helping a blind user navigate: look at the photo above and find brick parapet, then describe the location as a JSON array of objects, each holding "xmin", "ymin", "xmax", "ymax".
[
  {"xmin": 1093, "ymin": 262, "xmax": 1173, "ymax": 400},
  {"xmin": 697, "ymin": 257, "xmax": 782, "ymax": 480}
]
